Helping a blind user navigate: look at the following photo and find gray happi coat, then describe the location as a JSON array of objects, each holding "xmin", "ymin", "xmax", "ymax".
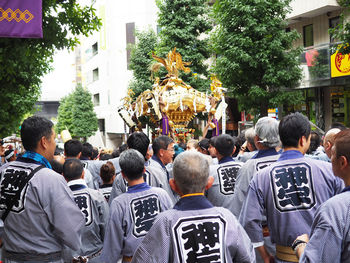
[
  {"xmin": 131, "ymin": 195, "xmax": 255, "ymax": 263},
  {"xmin": 206, "ymin": 157, "xmax": 243, "ymax": 214},
  {"xmin": 102, "ymin": 184, "xmax": 173, "ymax": 262},
  {"xmin": 63, "ymin": 179, "xmax": 109, "ymax": 262},
  {"xmin": 0, "ymin": 160, "xmax": 85, "ymax": 260},
  {"xmin": 240, "ymin": 150, "xmax": 344, "ymax": 263}
]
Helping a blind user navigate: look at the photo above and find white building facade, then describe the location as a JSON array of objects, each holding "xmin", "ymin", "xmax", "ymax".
[{"xmin": 80, "ymin": 0, "xmax": 158, "ymax": 148}]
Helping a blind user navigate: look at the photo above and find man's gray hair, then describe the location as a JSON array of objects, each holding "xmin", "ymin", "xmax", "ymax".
[
  {"xmin": 119, "ymin": 149, "xmax": 145, "ymax": 180},
  {"xmin": 173, "ymin": 151, "xmax": 209, "ymax": 195},
  {"xmin": 255, "ymin": 117, "xmax": 280, "ymax": 148},
  {"xmin": 245, "ymin": 127, "xmax": 256, "ymax": 147}
]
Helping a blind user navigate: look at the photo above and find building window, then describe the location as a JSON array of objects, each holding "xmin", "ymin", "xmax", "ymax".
[
  {"xmin": 93, "ymin": 93, "xmax": 100, "ymax": 106},
  {"xmin": 92, "ymin": 42, "xmax": 98, "ymax": 56},
  {"xmin": 303, "ymin": 24, "xmax": 313, "ymax": 47},
  {"xmin": 98, "ymin": 119, "xmax": 105, "ymax": 135},
  {"xmin": 93, "ymin": 68, "xmax": 99, "ymax": 82},
  {"xmin": 329, "ymin": 16, "xmax": 340, "ymax": 42},
  {"xmin": 126, "ymin": 22, "xmax": 135, "ymax": 69}
]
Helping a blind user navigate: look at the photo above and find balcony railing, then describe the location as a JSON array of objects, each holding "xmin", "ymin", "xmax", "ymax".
[{"xmin": 298, "ymin": 43, "xmax": 339, "ymax": 88}]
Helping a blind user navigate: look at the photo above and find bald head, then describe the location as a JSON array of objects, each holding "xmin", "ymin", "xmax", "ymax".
[{"xmin": 324, "ymin": 128, "xmax": 341, "ymax": 158}]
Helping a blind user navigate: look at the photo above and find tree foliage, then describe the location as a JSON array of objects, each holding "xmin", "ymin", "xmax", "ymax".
[
  {"xmin": 56, "ymin": 86, "xmax": 98, "ymax": 139},
  {"xmin": 0, "ymin": 0, "xmax": 100, "ymax": 137},
  {"xmin": 129, "ymin": 29, "xmax": 158, "ymax": 99},
  {"xmin": 211, "ymin": 0, "xmax": 303, "ymax": 116},
  {"xmin": 56, "ymin": 95, "xmax": 74, "ymax": 134},
  {"xmin": 329, "ymin": 1, "xmax": 350, "ymax": 53},
  {"xmin": 156, "ymin": 0, "xmax": 212, "ymax": 92}
]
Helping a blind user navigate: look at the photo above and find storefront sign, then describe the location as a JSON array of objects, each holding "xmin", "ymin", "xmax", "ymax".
[{"xmin": 331, "ymin": 45, "xmax": 350, "ymax": 78}]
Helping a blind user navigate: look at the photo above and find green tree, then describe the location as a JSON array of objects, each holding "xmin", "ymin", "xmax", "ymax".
[
  {"xmin": 129, "ymin": 29, "xmax": 158, "ymax": 99},
  {"xmin": 56, "ymin": 94, "xmax": 74, "ymax": 134},
  {"xmin": 156, "ymin": 0, "xmax": 212, "ymax": 92},
  {"xmin": 329, "ymin": 1, "xmax": 350, "ymax": 53},
  {"xmin": 0, "ymin": 0, "xmax": 100, "ymax": 137},
  {"xmin": 212, "ymin": 0, "xmax": 303, "ymax": 116},
  {"xmin": 56, "ymin": 86, "xmax": 98, "ymax": 140},
  {"xmin": 71, "ymin": 86, "xmax": 98, "ymax": 139}
]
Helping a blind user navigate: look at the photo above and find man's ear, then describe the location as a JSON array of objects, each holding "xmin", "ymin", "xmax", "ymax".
[
  {"xmin": 77, "ymin": 152, "xmax": 82, "ymax": 159},
  {"xmin": 169, "ymin": 178, "xmax": 182, "ymax": 195},
  {"xmin": 205, "ymin": 176, "xmax": 214, "ymax": 190},
  {"xmin": 340, "ymin": 156, "xmax": 348, "ymax": 170},
  {"xmin": 40, "ymin": 136, "xmax": 47, "ymax": 150},
  {"xmin": 121, "ymin": 171, "xmax": 127, "ymax": 179}
]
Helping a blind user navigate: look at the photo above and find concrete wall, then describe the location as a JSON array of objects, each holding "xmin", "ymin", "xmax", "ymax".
[{"xmin": 288, "ymin": 0, "xmax": 339, "ymax": 20}]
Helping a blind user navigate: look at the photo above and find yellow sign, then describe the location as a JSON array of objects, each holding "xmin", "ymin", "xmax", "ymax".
[{"xmin": 331, "ymin": 45, "xmax": 350, "ymax": 78}]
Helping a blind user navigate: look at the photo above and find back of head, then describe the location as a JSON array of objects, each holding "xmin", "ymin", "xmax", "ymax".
[
  {"xmin": 152, "ymin": 135, "xmax": 174, "ymax": 155},
  {"xmin": 209, "ymin": 136, "xmax": 217, "ymax": 148},
  {"xmin": 245, "ymin": 128, "xmax": 257, "ymax": 150},
  {"xmin": 279, "ymin": 113, "xmax": 310, "ymax": 148},
  {"xmin": 119, "ymin": 149, "xmax": 145, "ymax": 180},
  {"xmin": 178, "ymin": 142, "xmax": 186, "ymax": 150},
  {"xmin": 63, "ymin": 158, "xmax": 84, "ymax": 181},
  {"xmin": 119, "ymin": 143, "xmax": 128, "ymax": 154},
  {"xmin": 21, "ymin": 116, "xmax": 53, "ymax": 152},
  {"xmin": 81, "ymin": 143, "xmax": 93, "ymax": 159},
  {"xmin": 255, "ymin": 117, "xmax": 280, "ymax": 148},
  {"xmin": 50, "ymin": 159, "xmax": 64, "ymax": 174},
  {"xmin": 214, "ymin": 134, "xmax": 236, "ymax": 157},
  {"xmin": 127, "ymin": 132, "xmax": 150, "ymax": 158},
  {"xmin": 331, "ymin": 122, "xmax": 347, "ymax": 131},
  {"xmin": 100, "ymin": 161, "xmax": 116, "ymax": 183},
  {"xmin": 198, "ymin": 138, "xmax": 210, "ymax": 151},
  {"xmin": 324, "ymin": 128, "xmax": 341, "ymax": 144},
  {"xmin": 92, "ymin": 147, "xmax": 99, "ymax": 160},
  {"xmin": 100, "ymin": 153, "xmax": 112, "ymax": 160},
  {"xmin": 173, "ymin": 151, "xmax": 209, "ymax": 195},
  {"xmin": 186, "ymin": 139, "xmax": 199, "ymax": 150},
  {"xmin": 307, "ymin": 131, "xmax": 321, "ymax": 154},
  {"xmin": 334, "ymin": 129, "xmax": 350, "ymax": 163},
  {"xmin": 64, "ymin": 139, "xmax": 82, "ymax": 158}
]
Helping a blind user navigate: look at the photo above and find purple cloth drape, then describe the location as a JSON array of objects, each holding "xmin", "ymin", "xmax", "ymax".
[
  {"xmin": 0, "ymin": 0, "xmax": 42, "ymax": 38},
  {"xmin": 212, "ymin": 118, "xmax": 219, "ymax": 137},
  {"xmin": 162, "ymin": 115, "xmax": 170, "ymax": 135}
]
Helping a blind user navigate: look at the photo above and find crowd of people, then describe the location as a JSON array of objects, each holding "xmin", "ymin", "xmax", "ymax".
[{"xmin": 0, "ymin": 113, "xmax": 349, "ymax": 262}]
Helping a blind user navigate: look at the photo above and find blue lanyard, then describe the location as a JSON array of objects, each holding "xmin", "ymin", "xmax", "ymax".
[{"xmin": 22, "ymin": 151, "xmax": 52, "ymax": 169}]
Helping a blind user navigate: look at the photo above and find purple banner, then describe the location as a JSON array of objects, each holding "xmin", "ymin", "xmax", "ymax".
[
  {"xmin": 0, "ymin": 0, "xmax": 42, "ymax": 38},
  {"xmin": 162, "ymin": 114, "xmax": 170, "ymax": 136},
  {"xmin": 212, "ymin": 118, "xmax": 219, "ymax": 137}
]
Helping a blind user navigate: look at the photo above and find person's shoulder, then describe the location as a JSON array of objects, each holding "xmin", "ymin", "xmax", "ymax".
[
  {"xmin": 87, "ymin": 187, "xmax": 106, "ymax": 200},
  {"xmin": 149, "ymin": 186, "xmax": 169, "ymax": 195},
  {"xmin": 314, "ymin": 192, "xmax": 350, "ymax": 224},
  {"xmin": 213, "ymin": 206, "xmax": 238, "ymax": 219},
  {"xmin": 36, "ymin": 166, "xmax": 64, "ymax": 181},
  {"xmin": 323, "ymin": 191, "xmax": 350, "ymax": 209}
]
